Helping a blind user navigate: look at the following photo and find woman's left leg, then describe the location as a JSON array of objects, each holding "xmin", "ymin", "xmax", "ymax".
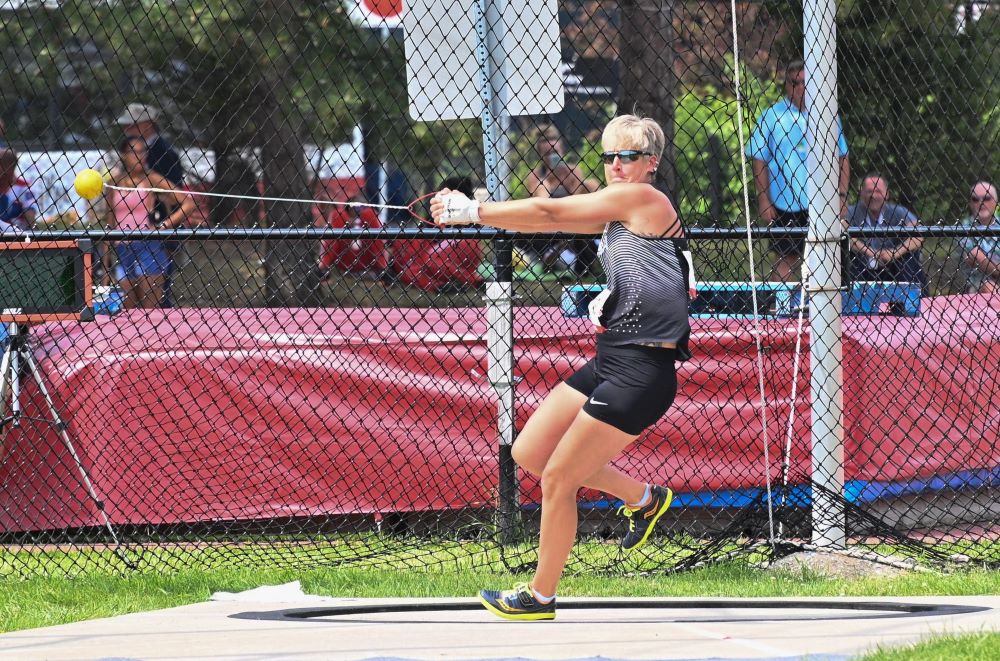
[
  {"xmin": 136, "ymin": 275, "xmax": 166, "ymax": 308},
  {"xmin": 531, "ymin": 411, "xmax": 638, "ymax": 596}
]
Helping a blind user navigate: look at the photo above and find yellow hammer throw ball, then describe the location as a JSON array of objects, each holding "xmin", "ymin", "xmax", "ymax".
[{"xmin": 74, "ymin": 169, "xmax": 105, "ymax": 200}]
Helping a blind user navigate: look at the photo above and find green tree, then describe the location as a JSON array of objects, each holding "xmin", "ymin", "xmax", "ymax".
[{"xmin": 765, "ymin": 0, "xmax": 1000, "ymax": 223}]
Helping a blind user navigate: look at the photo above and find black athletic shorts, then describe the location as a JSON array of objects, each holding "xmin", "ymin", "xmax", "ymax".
[
  {"xmin": 770, "ymin": 209, "xmax": 809, "ymax": 259},
  {"xmin": 564, "ymin": 339, "xmax": 678, "ymax": 435}
]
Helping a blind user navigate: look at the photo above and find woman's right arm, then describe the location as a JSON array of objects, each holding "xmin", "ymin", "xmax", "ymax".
[{"xmin": 102, "ymin": 183, "xmax": 116, "ymax": 228}]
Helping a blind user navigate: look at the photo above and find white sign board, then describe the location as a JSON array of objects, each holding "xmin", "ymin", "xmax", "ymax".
[
  {"xmin": 403, "ymin": 0, "xmax": 564, "ymax": 121},
  {"xmin": 18, "ymin": 150, "xmax": 113, "ymax": 224}
]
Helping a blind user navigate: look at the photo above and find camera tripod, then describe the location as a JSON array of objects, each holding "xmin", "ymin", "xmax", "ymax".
[{"xmin": 0, "ymin": 322, "xmax": 122, "ymax": 548}]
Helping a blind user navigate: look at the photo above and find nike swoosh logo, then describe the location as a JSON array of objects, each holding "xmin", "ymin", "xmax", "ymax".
[{"xmin": 589, "ymin": 399, "xmax": 609, "ymax": 406}]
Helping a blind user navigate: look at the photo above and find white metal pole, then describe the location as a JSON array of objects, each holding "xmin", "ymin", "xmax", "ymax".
[
  {"xmin": 804, "ymin": 0, "xmax": 846, "ymax": 548},
  {"xmin": 477, "ymin": 0, "xmax": 518, "ymax": 541}
]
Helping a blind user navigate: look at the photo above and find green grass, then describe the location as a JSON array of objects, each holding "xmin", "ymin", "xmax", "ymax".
[
  {"xmin": 3, "ymin": 559, "xmax": 999, "ymax": 634},
  {"xmin": 3, "ymin": 546, "xmax": 999, "ymax": 661},
  {"xmin": 861, "ymin": 632, "xmax": 1000, "ymax": 661}
]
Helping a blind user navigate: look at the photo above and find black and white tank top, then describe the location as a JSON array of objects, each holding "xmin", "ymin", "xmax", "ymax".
[{"xmin": 596, "ymin": 221, "xmax": 691, "ymax": 359}]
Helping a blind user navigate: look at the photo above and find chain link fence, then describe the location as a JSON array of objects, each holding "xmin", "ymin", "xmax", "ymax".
[{"xmin": 1, "ymin": 0, "xmax": 998, "ymax": 578}]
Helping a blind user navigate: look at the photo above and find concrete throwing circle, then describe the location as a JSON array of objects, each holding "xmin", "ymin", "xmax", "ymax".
[{"xmin": 232, "ymin": 599, "xmax": 989, "ymax": 624}]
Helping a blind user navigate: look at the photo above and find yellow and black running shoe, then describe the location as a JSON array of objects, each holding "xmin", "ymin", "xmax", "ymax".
[
  {"xmin": 478, "ymin": 583, "xmax": 556, "ymax": 621},
  {"xmin": 619, "ymin": 485, "xmax": 673, "ymax": 552}
]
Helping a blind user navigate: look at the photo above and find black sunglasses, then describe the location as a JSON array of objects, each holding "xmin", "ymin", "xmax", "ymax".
[
  {"xmin": 600, "ymin": 150, "xmax": 652, "ymax": 164},
  {"xmin": 970, "ymin": 194, "xmax": 994, "ymax": 202}
]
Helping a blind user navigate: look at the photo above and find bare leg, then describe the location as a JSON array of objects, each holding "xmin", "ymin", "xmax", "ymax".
[
  {"xmin": 531, "ymin": 411, "xmax": 639, "ymax": 596},
  {"xmin": 135, "ymin": 275, "xmax": 166, "ymax": 308},
  {"xmin": 120, "ymin": 278, "xmax": 138, "ymax": 309},
  {"xmin": 512, "ymin": 382, "xmax": 646, "ymax": 505}
]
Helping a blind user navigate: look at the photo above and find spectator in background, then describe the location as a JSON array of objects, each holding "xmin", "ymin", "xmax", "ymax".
[
  {"xmin": 0, "ymin": 148, "xmax": 38, "ymax": 234},
  {"xmin": 103, "ymin": 136, "xmax": 193, "ymax": 309},
  {"xmin": 315, "ymin": 187, "xmax": 387, "ymax": 281},
  {"xmin": 523, "ymin": 125, "xmax": 600, "ymax": 275},
  {"xmin": 747, "ymin": 59, "xmax": 850, "ymax": 282},
  {"xmin": 117, "ymin": 103, "xmax": 183, "ymax": 185},
  {"xmin": 959, "ymin": 180, "xmax": 1000, "ymax": 293},
  {"xmin": 117, "ymin": 102, "xmax": 185, "ymax": 305},
  {"xmin": 846, "ymin": 173, "xmax": 926, "ymax": 293},
  {"xmin": 393, "ymin": 176, "xmax": 483, "ymax": 293}
]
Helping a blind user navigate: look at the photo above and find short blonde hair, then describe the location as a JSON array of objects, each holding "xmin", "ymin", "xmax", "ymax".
[{"xmin": 602, "ymin": 115, "xmax": 665, "ymax": 160}]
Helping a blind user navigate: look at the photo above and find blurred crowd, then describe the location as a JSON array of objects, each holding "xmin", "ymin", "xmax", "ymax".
[{"xmin": 1, "ymin": 88, "xmax": 997, "ymax": 310}]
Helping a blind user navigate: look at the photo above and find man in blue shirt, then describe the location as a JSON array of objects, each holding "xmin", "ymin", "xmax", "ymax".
[
  {"xmin": 747, "ymin": 60, "xmax": 850, "ymax": 282},
  {"xmin": 846, "ymin": 173, "xmax": 925, "ymax": 294}
]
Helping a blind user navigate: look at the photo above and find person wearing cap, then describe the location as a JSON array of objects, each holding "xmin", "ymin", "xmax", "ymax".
[
  {"xmin": 117, "ymin": 102, "xmax": 185, "ymax": 306},
  {"xmin": 117, "ymin": 103, "xmax": 183, "ymax": 186}
]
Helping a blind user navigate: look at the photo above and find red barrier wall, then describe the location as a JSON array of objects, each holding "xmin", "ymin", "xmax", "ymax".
[{"xmin": 1, "ymin": 295, "xmax": 997, "ymax": 532}]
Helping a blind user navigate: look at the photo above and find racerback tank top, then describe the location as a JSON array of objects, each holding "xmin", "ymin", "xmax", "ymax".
[{"xmin": 596, "ymin": 221, "xmax": 691, "ymax": 359}]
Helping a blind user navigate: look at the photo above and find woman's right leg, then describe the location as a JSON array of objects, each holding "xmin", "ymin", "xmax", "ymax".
[
  {"xmin": 512, "ymin": 382, "xmax": 646, "ymax": 505},
  {"xmin": 120, "ymin": 279, "xmax": 137, "ymax": 309}
]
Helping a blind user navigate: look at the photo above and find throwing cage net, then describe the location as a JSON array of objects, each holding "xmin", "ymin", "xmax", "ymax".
[{"xmin": 1, "ymin": 0, "xmax": 998, "ymax": 578}]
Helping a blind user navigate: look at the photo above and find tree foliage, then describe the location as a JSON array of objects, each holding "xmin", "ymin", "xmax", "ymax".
[{"xmin": 765, "ymin": 0, "xmax": 1000, "ymax": 223}]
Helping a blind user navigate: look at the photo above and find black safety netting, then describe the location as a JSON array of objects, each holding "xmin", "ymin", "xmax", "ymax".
[{"xmin": 0, "ymin": 0, "xmax": 998, "ymax": 579}]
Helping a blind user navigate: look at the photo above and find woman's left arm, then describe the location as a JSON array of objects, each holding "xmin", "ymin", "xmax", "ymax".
[
  {"xmin": 434, "ymin": 183, "xmax": 668, "ymax": 235},
  {"xmin": 149, "ymin": 173, "xmax": 195, "ymax": 229}
]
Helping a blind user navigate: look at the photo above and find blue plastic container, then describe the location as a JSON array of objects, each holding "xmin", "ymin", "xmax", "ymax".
[{"xmin": 843, "ymin": 281, "xmax": 921, "ymax": 317}]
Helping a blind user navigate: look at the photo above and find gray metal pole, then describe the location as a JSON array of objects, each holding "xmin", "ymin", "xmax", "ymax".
[
  {"xmin": 476, "ymin": 0, "xmax": 519, "ymax": 543},
  {"xmin": 804, "ymin": 0, "xmax": 846, "ymax": 548}
]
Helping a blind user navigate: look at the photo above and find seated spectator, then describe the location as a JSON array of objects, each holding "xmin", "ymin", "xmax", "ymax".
[
  {"xmin": 522, "ymin": 125, "xmax": 599, "ymax": 276},
  {"xmin": 847, "ymin": 173, "xmax": 926, "ymax": 294},
  {"xmin": 392, "ymin": 176, "xmax": 483, "ymax": 293},
  {"xmin": 316, "ymin": 188, "xmax": 387, "ymax": 280},
  {"xmin": 0, "ymin": 148, "xmax": 37, "ymax": 234},
  {"xmin": 959, "ymin": 180, "xmax": 999, "ymax": 293}
]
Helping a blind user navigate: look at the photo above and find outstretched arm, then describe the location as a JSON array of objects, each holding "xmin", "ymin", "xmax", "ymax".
[{"xmin": 432, "ymin": 183, "xmax": 670, "ymax": 236}]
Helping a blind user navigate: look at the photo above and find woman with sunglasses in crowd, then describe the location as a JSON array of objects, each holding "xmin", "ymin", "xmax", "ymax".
[{"xmin": 431, "ymin": 114, "xmax": 695, "ymax": 621}]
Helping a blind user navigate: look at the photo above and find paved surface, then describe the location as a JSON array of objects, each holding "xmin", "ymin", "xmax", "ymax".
[{"xmin": 1, "ymin": 595, "xmax": 998, "ymax": 661}]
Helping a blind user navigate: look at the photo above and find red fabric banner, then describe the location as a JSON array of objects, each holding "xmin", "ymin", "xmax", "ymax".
[{"xmin": 1, "ymin": 295, "xmax": 997, "ymax": 532}]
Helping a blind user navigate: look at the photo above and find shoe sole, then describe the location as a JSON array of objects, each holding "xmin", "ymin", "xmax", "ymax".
[
  {"xmin": 478, "ymin": 593, "xmax": 556, "ymax": 621},
  {"xmin": 624, "ymin": 487, "xmax": 674, "ymax": 553}
]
